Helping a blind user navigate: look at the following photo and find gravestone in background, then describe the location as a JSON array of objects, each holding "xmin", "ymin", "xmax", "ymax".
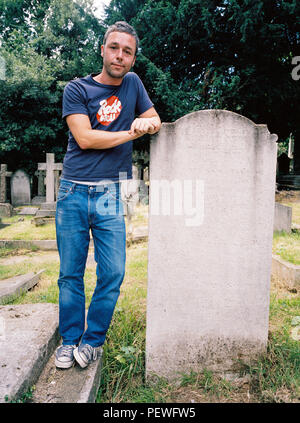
[
  {"xmin": 0, "ymin": 164, "xmax": 12, "ymax": 203},
  {"xmin": 10, "ymin": 170, "xmax": 31, "ymax": 206},
  {"xmin": 146, "ymin": 110, "xmax": 278, "ymax": 380}
]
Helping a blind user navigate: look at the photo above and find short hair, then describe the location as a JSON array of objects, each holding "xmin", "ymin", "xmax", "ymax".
[{"xmin": 102, "ymin": 21, "xmax": 140, "ymax": 55}]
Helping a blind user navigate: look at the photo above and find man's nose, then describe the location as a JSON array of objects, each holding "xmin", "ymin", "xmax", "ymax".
[{"xmin": 116, "ymin": 49, "xmax": 123, "ymax": 60}]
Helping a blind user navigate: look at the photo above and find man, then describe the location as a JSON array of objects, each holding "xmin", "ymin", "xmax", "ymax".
[{"xmin": 55, "ymin": 21, "xmax": 161, "ymax": 369}]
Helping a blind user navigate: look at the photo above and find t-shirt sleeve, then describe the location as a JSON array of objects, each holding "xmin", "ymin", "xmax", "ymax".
[
  {"xmin": 134, "ymin": 74, "xmax": 154, "ymax": 116},
  {"xmin": 62, "ymin": 80, "xmax": 89, "ymax": 119}
]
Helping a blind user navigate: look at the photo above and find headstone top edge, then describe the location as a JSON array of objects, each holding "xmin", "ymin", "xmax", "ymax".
[
  {"xmin": 162, "ymin": 109, "xmax": 260, "ymax": 126},
  {"xmin": 160, "ymin": 109, "xmax": 278, "ymax": 142}
]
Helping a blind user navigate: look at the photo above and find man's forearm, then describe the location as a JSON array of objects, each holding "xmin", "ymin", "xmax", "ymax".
[
  {"xmin": 76, "ymin": 129, "xmax": 139, "ymax": 150},
  {"xmin": 66, "ymin": 113, "xmax": 161, "ymax": 150}
]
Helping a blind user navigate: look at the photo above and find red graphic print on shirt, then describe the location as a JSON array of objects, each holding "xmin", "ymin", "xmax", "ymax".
[{"xmin": 96, "ymin": 95, "xmax": 122, "ymax": 126}]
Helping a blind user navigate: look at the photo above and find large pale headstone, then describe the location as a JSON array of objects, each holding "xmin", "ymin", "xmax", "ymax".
[
  {"xmin": 146, "ymin": 110, "xmax": 278, "ymax": 380},
  {"xmin": 10, "ymin": 169, "xmax": 31, "ymax": 206}
]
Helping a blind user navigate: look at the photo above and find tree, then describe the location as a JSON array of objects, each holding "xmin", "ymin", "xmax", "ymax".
[
  {"xmin": 104, "ymin": 0, "xmax": 300, "ymax": 168},
  {"xmin": 0, "ymin": 0, "xmax": 103, "ymax": 174}
]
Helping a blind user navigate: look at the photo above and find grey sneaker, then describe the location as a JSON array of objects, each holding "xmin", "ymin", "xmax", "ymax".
[
  {"xmin": 55, "ymin": 344, "xmax": 76, "ymax": 369},
  {"xmin": 73, "ymin": 343, "xmax": 102, "ymax": 368}
]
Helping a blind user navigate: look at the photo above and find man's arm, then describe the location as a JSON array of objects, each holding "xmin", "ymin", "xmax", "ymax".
[
  {"xmin": 66, "ymin": 114, "xmax": 144, "ymax": 150},
  {"xmin": 66, "ymin": 107, "xmax": 161, "ymax": 150}
]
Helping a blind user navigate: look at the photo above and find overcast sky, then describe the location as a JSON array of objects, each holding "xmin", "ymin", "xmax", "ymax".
[{"xmin": 92, "ymin": 0, "xmax": 111, "ymax": 18}]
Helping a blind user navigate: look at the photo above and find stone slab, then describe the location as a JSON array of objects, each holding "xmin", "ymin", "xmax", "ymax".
[
  {"xmin": 31, "ymin": 196, "xmax": 46, "ymax": 205},
  {"xmin": 0, "ymin": 240, "xmax": 58, "ymax": 250},
  {"xmin": 35, "ymin": 210, "xmax": 56, "ymax": 218},
  {"xmin": 32, "ymin": 217, "xmax": 55, "ymax": 226},
  {"xmin": 0, "ymin": 232, "xmax": 146, "ymax": 251},
  {"xmin": 39, "ymin": 202, "xmax": 57, "ymax": 211},
  {"xmin": 0, "ymin": 303, "xmax": 60, "ymax": 403},
  {"xmin": 0, "ymin": 270, "xmax": 44, "ymax": 304},
  {"xmin": 272, "ymin": 254, "xmax": 300, "ymax": 291},
  {"xmin": 31, "ymin": 345, "xmax": 103, "ymax": 403},
  {"xmin": 17, "ymin": 207, "xmax": 39, "ymax": 216}
]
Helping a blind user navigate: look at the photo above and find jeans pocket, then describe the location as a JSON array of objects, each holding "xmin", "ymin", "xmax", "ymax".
[
  {"xmin": 96, "ymin": 188, "xmax": 124, "ymax": 216},
  {"xmin": 57, "ymin": 186, "xmax": 72, "ymax": 202}
]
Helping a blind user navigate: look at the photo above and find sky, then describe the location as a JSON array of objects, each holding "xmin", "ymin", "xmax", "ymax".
[{"xmin": 92, "ymin": 0, "xmax": 111, "ymax": 18}]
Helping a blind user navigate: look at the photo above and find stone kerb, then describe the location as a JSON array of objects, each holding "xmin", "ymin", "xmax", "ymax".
[{"xmin": 146, "ymin": 109, "xmax": 278, "ymax": 380}]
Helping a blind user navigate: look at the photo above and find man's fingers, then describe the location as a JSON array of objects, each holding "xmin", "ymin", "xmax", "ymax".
[{"xmin": 129, "ymin": 118, "xmax": 155, "ymax": 136}]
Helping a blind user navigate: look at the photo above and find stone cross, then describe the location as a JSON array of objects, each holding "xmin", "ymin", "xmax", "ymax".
[
  {"xmin": 0, "ymin": 164, "xmax": 12, "ymax": 203},
  {"xmin": 38, "ymin": 153, "xmax": 62, "ymax": 203},
  {"xmin": 34, "ymin": 170, "xmax": 46, "ymax": 196},
  {"xmin": 146, "ymin": 110, "xmax": 278, "ymax": 380}
]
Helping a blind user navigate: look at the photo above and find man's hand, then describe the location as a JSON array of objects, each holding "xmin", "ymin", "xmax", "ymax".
[{"xmin": 128, "ymin": 117, "xmax": 160, "ymax": 136}]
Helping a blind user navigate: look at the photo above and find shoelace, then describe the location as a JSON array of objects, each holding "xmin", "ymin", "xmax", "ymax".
[
  {"xmin": 59, "ymin": 345, "xmax": 75, "ymax": 357},
  {"xmin": 81, "ymin": 344, "xmax": 98, "ymax": 361}
]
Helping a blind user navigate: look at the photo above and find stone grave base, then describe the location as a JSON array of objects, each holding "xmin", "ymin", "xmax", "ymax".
[
  {"xmin": 0, "ymin": 270, "xmax": 44, "ymax": 304},
  {"xmin": 0, "ymin": 303, "xmax": 60, "ymax": 403},
  {"xmin": 0, "ymin": 303, "xmax": 103, "ymax": 403},
  {"xmin": 31, "ymin": 344, "xmax": 102, "ymax": 403}
]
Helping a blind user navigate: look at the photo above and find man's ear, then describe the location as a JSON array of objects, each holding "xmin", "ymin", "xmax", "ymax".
[
  {"xmin": 101, "ymin": 44, "xmax": 104, "ymax": 58},
  {"xmin": 131, "ymin": 56, "xmax": 136, "ymax": 68}
]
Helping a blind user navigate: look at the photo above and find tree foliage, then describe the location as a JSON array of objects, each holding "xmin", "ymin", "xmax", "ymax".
[
  {"xmin": 0, "ymin": 0, "xmax": 102, "ymax": 173},
  {"xmin": 0, "ymin": 0, "xmax": 299, "ymax": 174}
]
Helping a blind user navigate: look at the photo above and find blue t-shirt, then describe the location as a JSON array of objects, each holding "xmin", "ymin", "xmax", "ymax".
[{"xmin": 61, "ymin": 72, "xmax": 154, "ymax": 181}]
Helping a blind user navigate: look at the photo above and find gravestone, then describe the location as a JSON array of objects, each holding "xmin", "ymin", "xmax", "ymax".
[
  {"xmin": 274, "ymin": 202, "xmax": 292, "ymax": 233},
  {"xmin": 0, "ymin": 164, "xmax": 12, "ymax": 203},
  {"xmin": 38, "ymin": 153, "xmax": 62, "ymax": 203},
  {"xmin": 10, "ymin": 170, "xmax": 31, "ymax": 206},
  {"xmin": 146, "ymin": 110, "xmax": 278, "ymax": 380},
  {"xmin": 34, "ymin": 169, "xmax": 46, "ymax": 196},
  {"xmin": 36, "ymin": 153, "xmax": 62, "ymax": 217},
  {"xmin": 121, "ymin": 165, "xmax": 141, "ymax": 234}
]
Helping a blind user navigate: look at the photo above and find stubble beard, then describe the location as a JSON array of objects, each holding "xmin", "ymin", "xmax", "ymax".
[{"xmin": 106, "ymin": 65, "xmax": 128, "ymax": 79}]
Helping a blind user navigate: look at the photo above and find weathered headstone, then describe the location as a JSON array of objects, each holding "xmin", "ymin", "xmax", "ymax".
[
  {"xmin": 0, "ymin": 164, "xmax": 12, "ymax": 203},
  {"xmin": 274, "ymin": 202, "xmax": 292, "ymax": 233},
  {"xmin": 121, "ymin": 165, "xmax": 141, "ymax": 234},
  {"xmin": 34, "ymin": 169, "xmax": 46, "ymax": 196},
  {"xmin": 0, "ymin": 203, "xmax": 13, "ymax": 217},
  {"xmin": 146, "ymin": 110, "xmax": 278, "ymax": 380},
  {"xmin": 10, "ymin": 169, "xmax": 31, "ymax": 206}
]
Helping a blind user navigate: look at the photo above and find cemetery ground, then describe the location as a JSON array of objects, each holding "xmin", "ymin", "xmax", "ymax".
[{"xmin": 0, "ymin": 201, "xmax": 299, "ymax": 403}]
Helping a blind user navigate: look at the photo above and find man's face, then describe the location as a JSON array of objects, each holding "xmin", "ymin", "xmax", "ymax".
[{"xmin": 101, "ymin": 31, "xmax": 136, "ymax": 80}]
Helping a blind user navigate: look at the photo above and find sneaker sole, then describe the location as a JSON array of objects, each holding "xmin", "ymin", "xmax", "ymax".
[
  {"xmin": 55, "ymin": 358, "xmax": 75, "ymax": 369},
  {"xmin": 73, "ymin": 347, "xmax": 88, "ymax": 368}
]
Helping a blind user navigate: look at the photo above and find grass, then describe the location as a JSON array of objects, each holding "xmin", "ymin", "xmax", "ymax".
[
  {"xmin": 1, "ymin": 241, "xmax": 299, "ymax": 403},
  {"xmin": 273, "ymin": 230, "xmax": 300, "ymax": 265},
  {"xmin": 0, "ymin": 215, "xmax": 56, "ymax": 240},
  {"xmin": 0, "ymin": 201, "xmax": 299, "ymax": 402},
  {"xmin": 0, "ymin": 204, "xmax": 148, "ymax": 241}
]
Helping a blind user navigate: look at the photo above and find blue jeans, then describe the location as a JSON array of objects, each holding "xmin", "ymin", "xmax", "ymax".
[{"xmin": 55, "ymin": 179, "xmax": 126, "ymax": 347}]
